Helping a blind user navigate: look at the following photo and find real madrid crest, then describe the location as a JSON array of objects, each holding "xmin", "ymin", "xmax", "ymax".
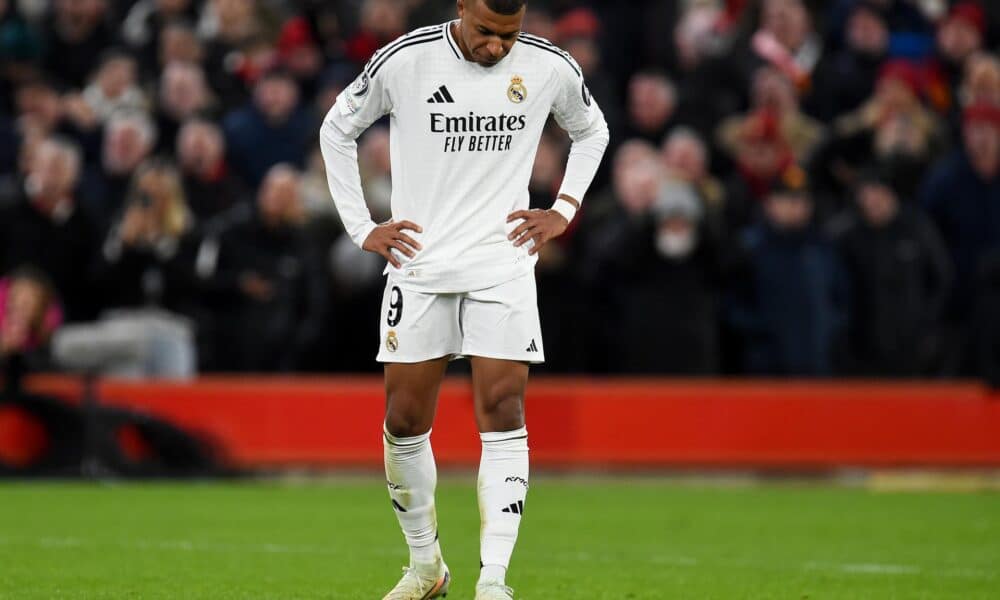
[
  {"xmin": 386, "ymin": 330, "xmax": 399, "ymax": 353},
  {"xmin": 507, "ymin": 75, "xmax": 527, "ymax": 104}
]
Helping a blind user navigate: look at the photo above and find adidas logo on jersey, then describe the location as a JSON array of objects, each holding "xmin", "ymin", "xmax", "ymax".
[
  {"xmin": 427, "ymin": 85, "xmax": 455, "ymax": 103},
  {"xmin": 501, "ymin": 500, "xmax": 525, "ymax": 515}
]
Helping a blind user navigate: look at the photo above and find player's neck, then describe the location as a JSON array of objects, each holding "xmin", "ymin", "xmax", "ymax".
[{"xmin": 450, "ymin": 21, "xmax": 474, "ymax": 62}]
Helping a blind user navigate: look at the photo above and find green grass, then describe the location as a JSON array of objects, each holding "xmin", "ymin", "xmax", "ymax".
[{"xmin": 0, "ymin": 479, "xmax": 997, "ymax": 599}]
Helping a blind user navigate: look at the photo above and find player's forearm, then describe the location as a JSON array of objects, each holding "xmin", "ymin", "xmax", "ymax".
[
  {"xmin": 319, "ymin": 117, "xmax": 378, "ymax": 248},
  {"xmin": 557, "ymin": 117, "xmax": 610, "ymax": 217}
]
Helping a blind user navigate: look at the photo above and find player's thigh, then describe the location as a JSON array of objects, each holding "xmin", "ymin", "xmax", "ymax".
[
  {"xmin": 384, "ymin": 357, "xmax": 451, "ymax": 437},
  {"xmin": 460, "ymin": 273, "xmax": 544, "ymax": 364},
  {"xmin": 469, "ymin": 356, "xmax": 528, "ymax": 432}
]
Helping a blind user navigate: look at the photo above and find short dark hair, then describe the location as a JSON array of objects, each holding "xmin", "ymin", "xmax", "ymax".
[{"xmin": 482, "ymin": 0, "xmax": 526, "ymax": 16}]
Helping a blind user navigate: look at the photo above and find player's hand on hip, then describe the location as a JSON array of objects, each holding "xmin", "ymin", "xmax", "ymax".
[
  {"xmin": 362, "ymin": 220, "xmax": 423, "ymax": 268},
  {"xmin": 507, "ymin": 209, "xmax": 568, "ymax": 255}
]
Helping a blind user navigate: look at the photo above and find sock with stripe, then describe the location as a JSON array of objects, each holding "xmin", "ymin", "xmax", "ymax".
[
  {"xmin": 383, "ymin": 425, "xmax": 442, "ymax": 569},
  {"xmin": 477, "ymin": 426, "xmax": 529, "ymax": 585}
]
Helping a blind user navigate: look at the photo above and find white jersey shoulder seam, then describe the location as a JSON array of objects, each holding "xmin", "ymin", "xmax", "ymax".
[
  {"xmin": 516, "ymin": 32, "xmax": 582, "ymax": 79},
  {"xmin": 365, "ymin": 24, "xmax": 447, "ymax": 79}
]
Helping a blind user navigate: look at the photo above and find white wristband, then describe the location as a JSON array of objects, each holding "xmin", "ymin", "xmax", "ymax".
[{"xmin": 551, "ymin": 197, "xmax": 578, "ymax": 223}]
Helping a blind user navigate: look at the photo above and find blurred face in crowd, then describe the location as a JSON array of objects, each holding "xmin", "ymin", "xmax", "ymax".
[
  {"xmin": 16, "ymin": 82, "xmax": 62, "ymax": 132},
  {"xmin": 965, "ymin": 120, "xmax": 1000, "ymax": 180},
  {"xmin": 103, "ymin": 119, "xmax": 154, "ymax": 175},
  {"xmin": 214, "ymin": 0, "xmax": 253, "ymax": 32},
  {"xmin": 160, "ymin": 23, "xmax": 203, "ymax": 66},
  {"xmin": 876, "ymin": 76, "xmax": 919, "ymax": 115},
  {"xmin": 857, "ymin": 181, "xmax": 899, "ymax": 227},
  {"xmin": 55, "ymin": 0, "xmax": 106, "ymax": 36},
  {"xmin": 362, "ymin": 0, "xmax": 408, "ymax": 38},
  {"xmin": 26, "ymin": 140, "xmax": 79, "ymax": 206},
  {"xmin": 160, "ymin": 62, "xmax": 210, "ymax": 119},
  {"xmin": 662, "ymin": 132, "xmax": 707, "ymax": 183},
  {"xmin": 962, "ymin": 54, "xmax": 1000, "ymax": 106},
  {"xmin": 764, "ymin": 192, "xmax": 812, "ymax": 230},
  {"xmin": 254, "ymin": 75, "xmax": 300, "ymax": 124},
  {"xmin": 563, "ymin": 37, "xmax": 599, "ymax": 76},
  {"xmin": 95, "ymin": 56, "xmax": 137, "ymax": 99},
  {"xmin": 675, "ymin": 6, "xmax": 721, "ymax": 71},
  {"xmin": 258, "ymin": 166, "xmax": 304, "ymax": 227},
  {"xmin": 762, "ymin": 0, "xmax": 810, "ymax": 52},
  {"xmin": 752, "ymin": 67, "xmax": 797, "ymax": 114},
  {"xmin": 628, "ymin": 73, "xmax": 676, "ymax": 133},
  {"xmin": 938, "ymin": 16, "xmax": 983, "ymax": 66},
  {"xmin": 522, "ymin": 8, "xmax": 554, "ymax": 41},
  {"xmin": 2, "ymin": 276, "xmax": 50, "ymax": 352},
  {"xmin": 156, "ymin": 0, "xmax": 190, "ymax": 15},
  {"xmin": 847, "ymin": 7, "xmax": 888, "ymax": 57},
  {"xmin": 614, "ymin": 157, "xmax": 662, "ymax": 216},
  {"xmin": 177, "ymin": 121, "xmax": 225, "ymax": 176},
  {"xmin": 656, "ymin": 216, "xmax": 697, "ymax": 260},
  {"xmin": 454, "ymin": 0, "xmax": 525, "ymax": 68},
  {"xmin": 359, "ymin": 126, "xmax": 392, "ymax": 177}
]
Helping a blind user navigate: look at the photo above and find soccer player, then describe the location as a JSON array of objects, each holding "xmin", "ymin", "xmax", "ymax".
[{"xmin": 319, "ymin": 1, "xmax": 609, "ymax": 598}]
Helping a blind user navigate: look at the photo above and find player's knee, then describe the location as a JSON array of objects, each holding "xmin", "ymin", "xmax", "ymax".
[
  {"xmin": 480, "ymin": 380, "xmax": 525, "ymax": 430},
  {"xmin": 384, "ymin": 392, "xmax": 434, "ymax": 438}
]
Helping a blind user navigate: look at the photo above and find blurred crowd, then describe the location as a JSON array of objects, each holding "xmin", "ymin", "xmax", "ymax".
[{"xmin": 0, "ymin": 0, "xmax": 998, "ymax": 381}]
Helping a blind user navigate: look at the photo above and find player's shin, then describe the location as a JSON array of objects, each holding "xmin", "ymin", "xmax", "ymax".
[
  {"xmin": 477, "ymin": 427, "xmax": 529, "ymax": 586},
  {"xmin": 383, "ymin": 425, "xmax": 443, "ymax": 569}
]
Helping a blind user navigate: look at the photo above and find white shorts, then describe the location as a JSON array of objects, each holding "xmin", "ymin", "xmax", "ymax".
[{"xmin": 376, "ymin": 273, "xmax": 544, "ymax": 364}]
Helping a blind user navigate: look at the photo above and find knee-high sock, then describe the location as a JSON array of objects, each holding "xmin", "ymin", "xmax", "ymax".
[
  {"xmin": 477, "ymin": 427, "xmax": 529, "ymax": 584},
  {"xmin": 383, "ymin": 426, "xmax": 441, "ymax": 566}
]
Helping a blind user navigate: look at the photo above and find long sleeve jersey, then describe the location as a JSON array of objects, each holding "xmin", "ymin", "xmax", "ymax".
[{"xmin": 320, "ymin": 21, "xmax": 609, "ymax": 293}]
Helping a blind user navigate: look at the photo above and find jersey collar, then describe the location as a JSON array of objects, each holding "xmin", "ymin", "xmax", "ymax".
[{"xmin": 445, "ymin": 20, "xmax": 464, "ymax": 62}]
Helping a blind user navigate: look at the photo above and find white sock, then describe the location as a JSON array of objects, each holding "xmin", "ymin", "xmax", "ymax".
[
  {"xmin": 383, "ymin": 425, "xmax": 442, "ymax": 568},
  {"xmin": 477, "ymin": 426, "xmax": 529, "ymax": 585}
]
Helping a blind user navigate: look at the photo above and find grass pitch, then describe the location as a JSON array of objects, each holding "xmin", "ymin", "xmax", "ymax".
[{"xmin": 0, "ymin": 479, "xmax": 997, "ymax": 599}]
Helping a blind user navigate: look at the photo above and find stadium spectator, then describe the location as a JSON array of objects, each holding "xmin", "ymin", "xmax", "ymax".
[
  {"xmin": 728, "ymin": 165, "xmax": 848, "ymax": 376},
  {"xmin": 920, "ymin": 102, "xmax": 1000, "ymax": 325},
  {"xmin": 624, "ymin": 70, "xmax": 678, "ymax": 144},
  {"xmin": 200, "ymin": 0, "xmax": 269, "ymax": 107},
  {"xmin": 223, "ymin": 68, "xmax": 315, "ymax": 186},
  {"xmin": 93, "ymin": 158, "xmax": 202, "ymax": 312},
  {"xmin": 39, "ymin": 0, "xmax": 113, "ymax": 89},
  {"xmin": 814, "ymin": 59, "xmax": 947, "ymax": 207},
  {"xmin": 721, "ymin": 109, "xmax": 795, "ymax": 228},
  {"xmin": 0, "ymin": 266, "xmax": 63, "ymax": 366},
  {"xmin": 210, "ymin": 164, "xmax": 329, "ymax": 371},
  {"xmin": 157, "ymin": 19, "xmax": 205, "ymax": 71},
  {"xmin": 121, "ymin": 0, "xmax": 199, "ymax": 72},
  {"xmin": 834, "ymin": 166, "xmax": 953, "ymax": 376},
  {"xmin": 0, "ymin": 137, "xmax": 96, "ymax": 322},
  {"xmin": 344, "ymin": 0, "xmax": 408, "ymax": 66},
  {"xmin": 935, "ymin": 2, "xmax": 987, "ymax": 101},
  {"xmin": 661, "ymin": 127, "xmax": 726, "ymax": 236},
  {"xmin": 595, "ymin": 181, "xmax": 723, "ymax": 374},
  {"xmin": 176, "ymin": 119, "xmax": 247, "ymax": 221},
  {"xmin": 156, "ymin": 61, "xmax": 217, "ymax": 154},
  {"xmin": 82, "ymin": 50, "xmax": 149, "ymax": 124},
  {"xmin": 80, "ymin": 111, "xmax": 158, "ymax": 228},
  {"xmin": 808, "ymin": 1, "xmax": 889, "ymax": 121},
  {"xmin": 718, "ymin": 65, "xmax": 825, "ymax": 164}
]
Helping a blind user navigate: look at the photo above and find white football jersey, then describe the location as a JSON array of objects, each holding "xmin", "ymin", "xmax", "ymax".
[{"xmin": 321, "ymin": 21, "xmax": 608, "ymax": 293}]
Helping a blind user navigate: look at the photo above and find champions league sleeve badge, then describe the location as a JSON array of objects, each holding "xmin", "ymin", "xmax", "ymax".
[
  {"xmin": 507, "ymin": 75, "xmax": 527, "ymax": 104},
  {"xmin": 339, "ymin": 71, "xmax": 370, "ymax": 115}
]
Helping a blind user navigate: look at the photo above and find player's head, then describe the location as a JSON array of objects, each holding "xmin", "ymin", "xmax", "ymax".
[{"xmin": 456, "ymin": 0, "xmax": 526, "ymax": 67}]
